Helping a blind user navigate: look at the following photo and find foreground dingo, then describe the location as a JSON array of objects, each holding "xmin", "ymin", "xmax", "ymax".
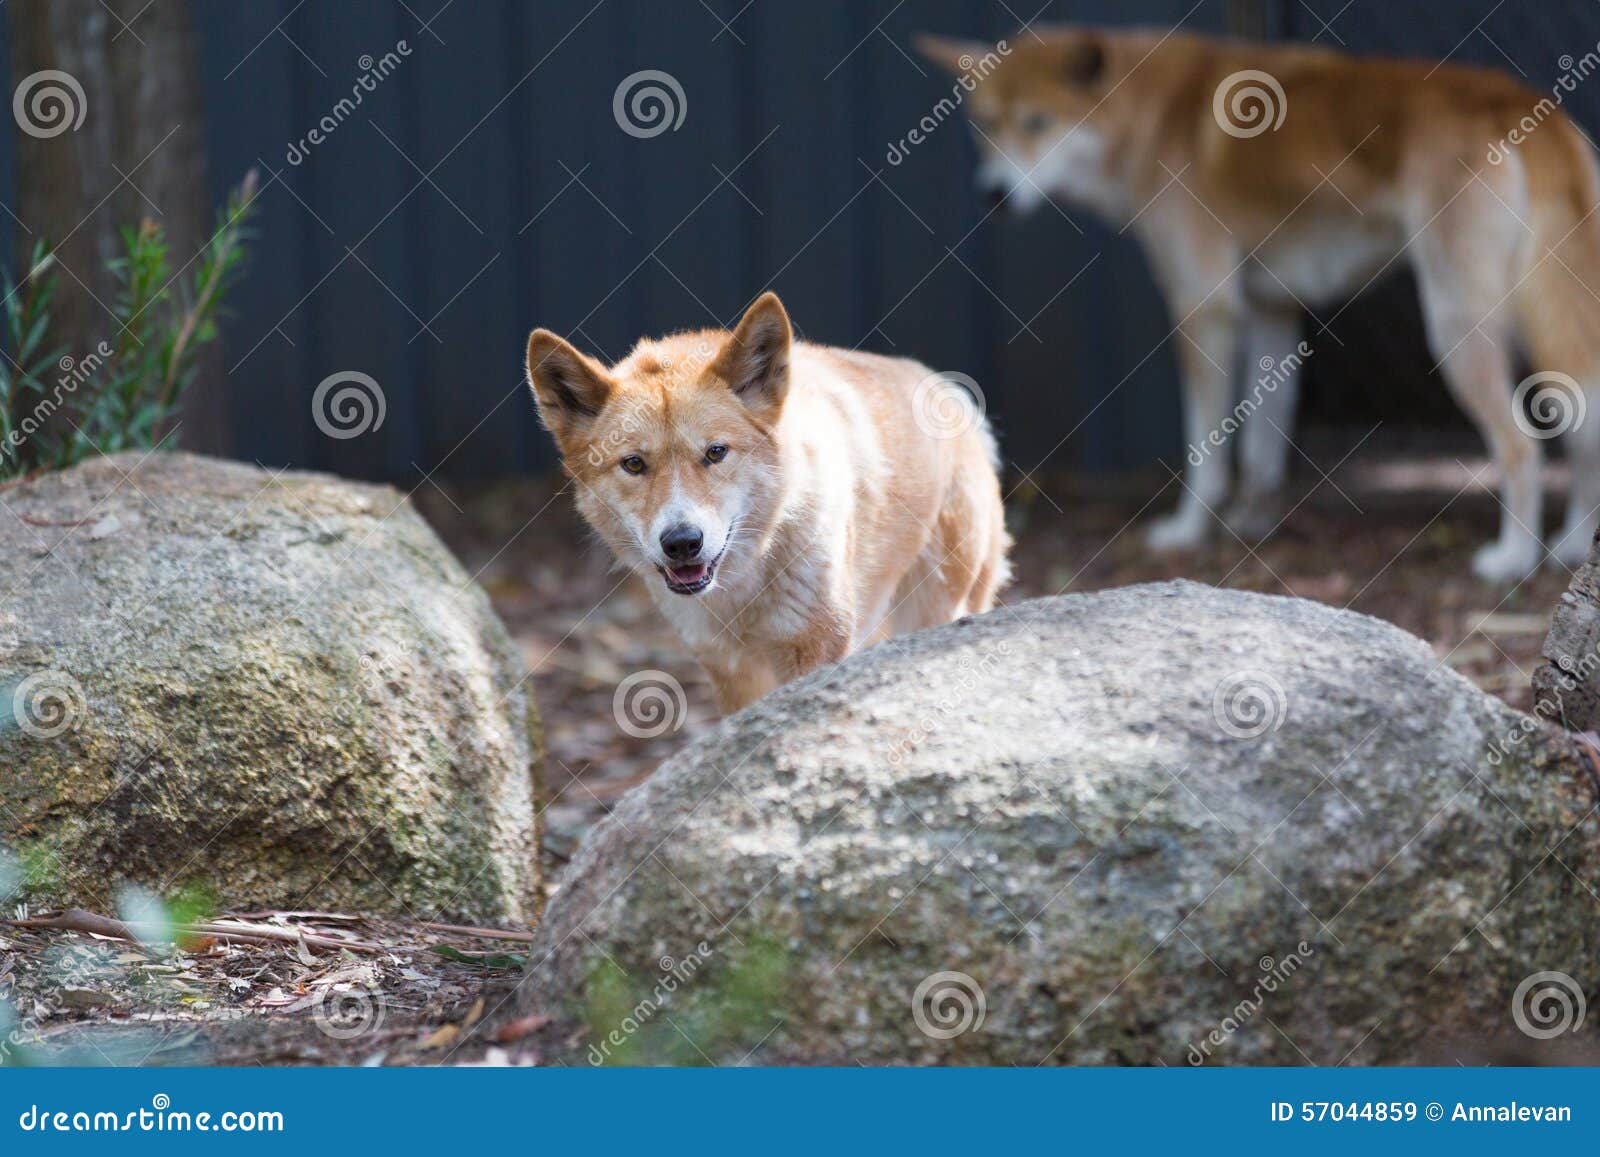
[
  {"xmin": 920, "ymin": 26, "xmax": 1600, "ymax": 581},
  {"xmin": 526, "ymin": 292, "xmax": 1010, "ymax": 712}
]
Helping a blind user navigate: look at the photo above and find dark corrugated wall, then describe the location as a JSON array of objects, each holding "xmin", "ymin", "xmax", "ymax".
[{"xmin": 4, "ymin": 0, "xmax": 1596, "ymax": 481}]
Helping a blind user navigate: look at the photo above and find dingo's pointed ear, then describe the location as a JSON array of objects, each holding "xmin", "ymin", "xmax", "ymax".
[
  {"xmin": 526, "ymin": 329, "xmax": 613, "ymax": 451},
  {"xmin": 714, "ymin": 292, "xmax": 791, "ymax": 421},
  {"xmin": 913, "ymin": 34, "xmax": 992, "ymax": 76}
]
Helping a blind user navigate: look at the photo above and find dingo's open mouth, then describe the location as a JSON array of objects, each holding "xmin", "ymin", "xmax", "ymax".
[{"xmin": 659, "ymin": 553, "xmax": 720, "ymax": 595}]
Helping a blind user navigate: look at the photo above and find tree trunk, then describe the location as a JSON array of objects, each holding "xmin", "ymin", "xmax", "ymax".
[{"xmin": 7, "ymin": 0, "xmax": 227, "ymax": 453}]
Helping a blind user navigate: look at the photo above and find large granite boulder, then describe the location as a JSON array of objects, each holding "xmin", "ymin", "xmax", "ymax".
[
  {"xmin": 0, "ymin": 452, "xmax": 543, "ymax": 923},
  {"xmin": 518, "ymin": 582, "xmax": 1598, "ymax": 1064}
]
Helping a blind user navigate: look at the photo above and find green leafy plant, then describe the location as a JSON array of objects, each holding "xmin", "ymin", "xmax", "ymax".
[{"xmin": 0, "ymin": 170, "xmax": 258, "ymax": 482}]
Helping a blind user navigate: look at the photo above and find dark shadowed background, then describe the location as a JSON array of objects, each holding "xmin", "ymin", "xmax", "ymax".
[{"xmin": 4, "ymin": 0, "xmax": 1598, "ymax": 483}]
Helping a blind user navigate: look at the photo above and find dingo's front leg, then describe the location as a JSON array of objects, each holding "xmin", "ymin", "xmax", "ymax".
[
  {"xmin": 1146, "ymin": 306, "xmax": 1237, "ymax": 551},
  {"xmin": 787, "ymin": 605, "xmax": 855, "ymax": 682},
  {"xmin": 1226, "ymin": 305, "xmax": 1304, "ymax": 540},
  {"xmin": 702, "ymin": 655, "xmax": 780, "ymax": 715}
]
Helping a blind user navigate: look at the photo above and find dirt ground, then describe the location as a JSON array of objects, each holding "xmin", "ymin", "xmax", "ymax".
[{"xmin": 3, "ymin": 430, "xmax": 1577, "ymax": 1065}]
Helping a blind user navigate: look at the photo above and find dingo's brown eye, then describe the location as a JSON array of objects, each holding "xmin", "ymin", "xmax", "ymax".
[
  {"xmin": 705, "ymin": 443, "xmax": 728, "ymax": 464},
  {"xmin": 620, "ymin": 455, "xmax": 646, "ymax": 475},
  {"xmin": 1022, "ymin": 112, "xmax": 1052, "ymax": 135}
]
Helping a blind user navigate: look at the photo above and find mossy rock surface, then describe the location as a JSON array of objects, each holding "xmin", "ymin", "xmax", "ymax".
[
  {"xmin": 519, "ymin": 583, "xmax": 1598, "ymax": 1064},
  {"xmin": 0, "ymin": 452, "xmax": 543, "ymax": 924}
]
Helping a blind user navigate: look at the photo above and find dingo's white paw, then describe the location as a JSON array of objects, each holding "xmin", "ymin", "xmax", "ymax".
[
  {"xmin": 1145, "ymin": 512, "xmax": 1209, "ymax": 551},
  {"xmin": 1471, "ymin": 539, "xmax": 1540, "ymax": 584}
]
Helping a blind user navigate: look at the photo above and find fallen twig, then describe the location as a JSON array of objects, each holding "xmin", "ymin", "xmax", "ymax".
[
  {"xmin": 3, "ymin": 908, "xmax": 144, "ymax": 941},
  {"xmin": 222, "ymin": 910, "xmax": 366, "ymax": 925},
  {"xmin": 14, "ymin": 512, "xmax": 93, "ymax": 527},
  {"xmin": 3, "ymin": 908, "xmax": 388, "ymax": 954}
]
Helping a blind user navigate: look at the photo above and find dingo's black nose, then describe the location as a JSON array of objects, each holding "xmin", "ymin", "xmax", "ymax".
[
  {"xmin": 982, "ymin": 187, "xmax": 1007, "ymax": 212},
  {"xmin": 660, "ymin": 524, "xmax": 703, "ymax": 562}
]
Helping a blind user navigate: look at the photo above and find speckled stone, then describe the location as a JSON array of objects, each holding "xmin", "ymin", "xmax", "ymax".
[
  {"xmin": 0, "ymin": 452, "xmax": 543, "ymax": 923},
  {"xmin": 519, "ymin": 582, "xmax": 1598, "ymax": 1064}
]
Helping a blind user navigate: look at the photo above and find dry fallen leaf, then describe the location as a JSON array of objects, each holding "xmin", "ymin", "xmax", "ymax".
[
  {"xmin": 417, "ymin": 1023, "xmax": 460, "ymax": 1050},
  {"xmin": 495, "ymin": 1013, "xmax": 550, "ymax": 1044}
]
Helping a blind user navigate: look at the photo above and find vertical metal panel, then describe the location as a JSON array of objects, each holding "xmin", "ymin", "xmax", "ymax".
[
  {"xmin": 295, "ymin": 0, "xmax": 417, "ymax": 481},
  {"xmin": 626, "ymin": 0, "xmax": 746, "ymax": 337},
  {"xmin": 741, "ymin": 1, "xmax": 870, "ymax": 346},
  {"xmin": 196, "ymin": 0, "xmax": 316, "ymax": 471},
  {"xmin": 860, "ymin": 0, "xmax": 986, "ymax": 392},
  {"xmin": 409, "ymin": 0, "xmax": 523, "ymax": 478},
  {"xmin": 523, "ymin": 2, "xmax": 638, "ymax": 389}
]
